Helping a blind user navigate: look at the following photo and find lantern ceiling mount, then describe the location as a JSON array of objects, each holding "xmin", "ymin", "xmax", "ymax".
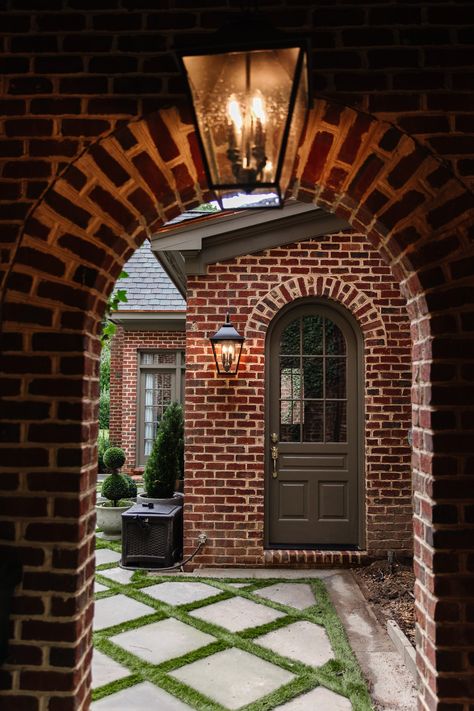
[{"xmin": 176, "ymin": 12, "xmax": 311, "ymax": 210}]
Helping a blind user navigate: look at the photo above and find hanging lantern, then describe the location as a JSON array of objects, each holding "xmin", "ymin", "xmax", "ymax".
[
  {"xmin": 177, "ymin": 14, "xmax": 311, "ymax": 209},
  {"xmin": 209, "ymin": 314, "xmax": 245, "ymax": 376}
]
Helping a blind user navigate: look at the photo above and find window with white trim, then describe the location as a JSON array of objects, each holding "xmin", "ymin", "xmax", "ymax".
[{"xmin": 137, "ymin": 350, "xmax": 185, "ymax": 466}]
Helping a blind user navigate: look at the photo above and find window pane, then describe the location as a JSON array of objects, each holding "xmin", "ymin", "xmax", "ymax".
[
  {"xmin": 303, "ymin": 401, "xmax": 323, "ymax": 442},
  {"xmin": 144, "ymin": 373, "xmax": 154, "ymax": 388},
  {"xmin": 303, "ymin": 358, "xmax": 323, "ymax": 398},
  {"xmin": 280, "ymin": 357, "xmax": 301, "ymax": 399},
  {"xmin": 153, "ymin": 352, "xmax": 176, "ymax": 365},
  {"xmin": 326, "ymin": 358, "xmax": 346, "ymax": 398},
  {"xmin": 141, "ymin": 353, "xmax": 154, "ymax": 365},
  {"xmin": 325, "ymin": 319, "xmax": 346, "ymax": 355},
  {"xmin": 280, "ymin": 319, "xmax": 300, "ymax": 355},
  {"xmin": 280, "ymin": 401, "xmax": 300, "ymax": 442},
  {"xmin": 325, "ymin": 401, "xmax": 347, "ymax": 442},
  {"xmin": 303, "ymin": 315, "xmax": 323, "ymax": 355},
  {"xmin": 144, "ymin": 423, "xmax": 154, "ymax": 438}
]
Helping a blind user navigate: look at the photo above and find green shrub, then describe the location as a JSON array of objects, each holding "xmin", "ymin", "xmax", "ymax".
[
  {"xmin": 123, "ymin": 474, "xmax": 138, "ymax": 498},
  {"xmin": 143, "ymin": 402, "xmax": 184, "ymax": 499},
  {"xmin": 103, "ymin": 446, "xmax": 126, "ymax": 472},
  {"xmin": 99, "ymin": 389, "xmax": 110, "ymax": 429},
  {"xmin": 101, "ymin": 472, "xmax": 130, "ymax": 507},
  {"xmin": 97, "ymin": 431, "xmax": 110, "ymax": 473}
]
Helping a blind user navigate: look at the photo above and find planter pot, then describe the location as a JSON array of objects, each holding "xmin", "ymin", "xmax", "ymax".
[
  {"xmin": 96, "ymin": 500, "xmax": 134, "ymax": 540},
  {"xmin": 137, "ymin": 492, "xmax": 184, "ymax": 507}
]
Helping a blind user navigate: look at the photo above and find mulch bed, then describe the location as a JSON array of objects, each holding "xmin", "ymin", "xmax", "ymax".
[{"xmin": 353, "ymin": 559, "xmax": 416, "ymax": 646}]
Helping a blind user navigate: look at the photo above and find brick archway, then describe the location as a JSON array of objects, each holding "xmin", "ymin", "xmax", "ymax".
[
  {"xmin": 246, "ymin": 274, "xmax": 388, "ymax": 345},
  {"xmin": 0, "ymin": 99, "xmax": 473, "ymax": 710}
]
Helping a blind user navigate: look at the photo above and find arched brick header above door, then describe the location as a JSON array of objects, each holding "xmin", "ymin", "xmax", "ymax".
[
  {"xmin": 246, "ymin": 274, "xmax": 388, "ymax": 346},
  {"xmin": 0, "ymin": 97, "xmax": 473, "ymax": 711}
]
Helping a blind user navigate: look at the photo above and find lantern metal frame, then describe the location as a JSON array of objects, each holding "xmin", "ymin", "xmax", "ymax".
[
  {"xmin": 176, "ymin": 13, "xmax": 312, "ymax": 210},
  {"xmin": 209, "ymin": 313, "xmax": 245, "ymax": 376}
]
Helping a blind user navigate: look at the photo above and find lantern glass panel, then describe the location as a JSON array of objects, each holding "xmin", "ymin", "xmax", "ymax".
[
  {"xmin": 211, "ymin": 339, "xmax": 243, "ymax": 375},
  {"xmin": 182, "ymin": 46, "xmax": 304, "ymax": 204},
  {"xmin": 279, "ymin": 50, "xmax": 308, "ymax": 200}
]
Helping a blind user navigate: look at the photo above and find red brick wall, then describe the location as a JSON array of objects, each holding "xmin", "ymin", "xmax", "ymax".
[
  {"xmin": 184, "ymin": 231, "xmax": 412, "ymax": 565},
  {"xmin": 109, "ymin": 326, "xmax": 186, "ymax": 470},
  {"xmin": 1, "ymin": 2, "xmax": 473, "ymax": 281},
  {"xmin": 0, "ymin": 3, "xmax": 473, "ymax": 709}
]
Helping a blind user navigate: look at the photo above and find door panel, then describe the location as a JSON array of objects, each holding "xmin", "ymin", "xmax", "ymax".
[{"xmin": 267, "ymin": 303, "xmax": 360, "ymax": 548}]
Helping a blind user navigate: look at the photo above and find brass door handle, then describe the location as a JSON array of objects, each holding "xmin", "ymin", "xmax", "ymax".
[{"xmin": 271, "ymin": 432, "xmax": 279, "ymax": 479}]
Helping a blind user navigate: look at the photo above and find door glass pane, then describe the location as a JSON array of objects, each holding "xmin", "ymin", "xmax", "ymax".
[
  {"xmin": 326, "ymin": 358, "xmax": 346, "ymax": 398},
  {"xmin": 325, "ymin": 401, "xmax": 347, "ymax": 442},
  {"xmin": 280, "ymin": 357, "xmax": 301, "ymax": 399},
  {"xmin": 303, "ymin": 315, "xmax": 323, "ymax": 355},
  {"xmin": 280, "ymin": 319, "xmax": 300, "ymax": 354},
  {"xmin": 280, "ymin": 401, "xmax": 301, "ymax": 442},
  {"xmin": 303, "ymin": 401, "xmax": 323, "ymax": 442},
  {"xmin": 303, "ymin": 358, "xmax": 323, "ymax": 398},
  {"xmin": 325, "ymin": 319, "xmax": 346, "ymax": 355},
  {"xmin": 277, "ymin": 311, "xmax": 350, "ymax": 445}
]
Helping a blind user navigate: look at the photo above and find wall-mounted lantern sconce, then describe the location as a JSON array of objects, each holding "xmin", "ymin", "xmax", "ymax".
[
  {"xmin": 210, "ymin": 314, "xmax": 245, "ymax": 376},
  {"xmin": 177, "ymin": 13, "xmax": 311, "ymax": 210}
]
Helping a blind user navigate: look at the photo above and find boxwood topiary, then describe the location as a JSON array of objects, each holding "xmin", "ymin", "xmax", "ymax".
[
  {"xmin": 103, "ymin": 446, "xmax": 126, "ymax": 472},
  {"xmin": 123, "ymin": 474, "xmax": 138, "ymax": 498},
  {"xmin": 101, "ymin": 473, "xmax": 130, "ymax": 507}
]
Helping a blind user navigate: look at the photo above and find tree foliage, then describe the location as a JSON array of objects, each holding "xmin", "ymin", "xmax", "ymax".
[
  {"xmin": 143, "ymin": 402, "xmax": 184, "ymax": 499},
  {"xmin": 101, "ymin": 270, "xmax": 128, "ymax": 346}
]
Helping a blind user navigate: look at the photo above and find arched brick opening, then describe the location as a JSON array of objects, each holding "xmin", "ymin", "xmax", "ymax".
[
  {"xmin": 246, "ymin": 274, "xmax": 388, "ymax": 342},
  {"xmin": 0, "ymin": 98, "xmax": 473, "ymax": 710},
  {"xmin": 244, "ymin": 276, "xmax": 409, "ymax": 563}
]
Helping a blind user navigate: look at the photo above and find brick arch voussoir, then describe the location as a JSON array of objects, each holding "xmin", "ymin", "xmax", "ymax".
[
  {"xmin": 2, "ymin": 102, "xmax": 209, "ymax": 335},
  {"xmin": 292, "ymin": 99, "xmax": 474, "ymax": 309},
  {"xmin": 246, "ymin": 275, "xmax": 387, "ymax": 346}
]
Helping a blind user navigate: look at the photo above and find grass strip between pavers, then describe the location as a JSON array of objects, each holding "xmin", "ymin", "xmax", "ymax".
[{"xmin": 92, "ymin": 544, "xmax": 374, "ymax": 710}]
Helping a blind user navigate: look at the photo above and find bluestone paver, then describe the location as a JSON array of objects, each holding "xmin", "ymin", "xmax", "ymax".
[
  {"xmin": 254, "ymin": 582, "xmax": 316, "ymax": 610},
  {"xmin": 99, "ymin": 567, "xmax": 135, "ymax": 585},
  {"xmin": 95, "ymin": 549, "xmax": 121, "ymax": 566},
  {"xmin": 91, "ymin": 649, "xmax": 130, "ymax": 689},
  {"xmin": 255, "ymin": 620, "xmax": 334, "ymax": 667},
  {"xmin": 110, "ymin": 617, "xmax": 215, "ymax": 664},
  {"xmin": 94, "ymin": 581, "xmax": 109, "ymax": 593},
  {"xmin": 189, "ymin": 595, "xmax": 285, "ymax": 631},
  {"xmin": 170, "ymin": 647, "xmax": 295, "ymax": 710},
  {"xmin": 93, "ymin": 594, "xmax": 155, "ymax": 631},
  {"xmin": 143, "ymin": 581, "xmax": 220, "ymax": 606},
  {"xmin": 91, "ymin": 681, "xmax": 194, "ymax": 710},
  {"xmin": 274, "ymin": 686, "xmax": 353, "ymax": 710}
]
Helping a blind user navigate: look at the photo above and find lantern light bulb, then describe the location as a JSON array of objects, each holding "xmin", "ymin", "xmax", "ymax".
[
  {"xmin": 251, "ymin": 93, "xmax": 266, "ymax": 123},
  {"xmin": 227, "ymin": 96, "xmax": 243, "ymax": 131}
]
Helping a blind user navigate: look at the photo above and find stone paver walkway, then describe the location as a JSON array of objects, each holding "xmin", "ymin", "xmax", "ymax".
[{"xmin": 92, "ymin": 541, "xmax": 417, "ymax": 710}]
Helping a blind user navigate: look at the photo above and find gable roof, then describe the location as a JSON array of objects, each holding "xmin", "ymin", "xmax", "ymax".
[{"xmin": 116, "ymin": 239, "xmax": 186, "ymax": 312}]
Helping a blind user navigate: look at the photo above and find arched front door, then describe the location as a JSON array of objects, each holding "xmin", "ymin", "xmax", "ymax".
[{"xmin": 266, "ymin": 301, "xmax": 362, "ymax": 548}]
